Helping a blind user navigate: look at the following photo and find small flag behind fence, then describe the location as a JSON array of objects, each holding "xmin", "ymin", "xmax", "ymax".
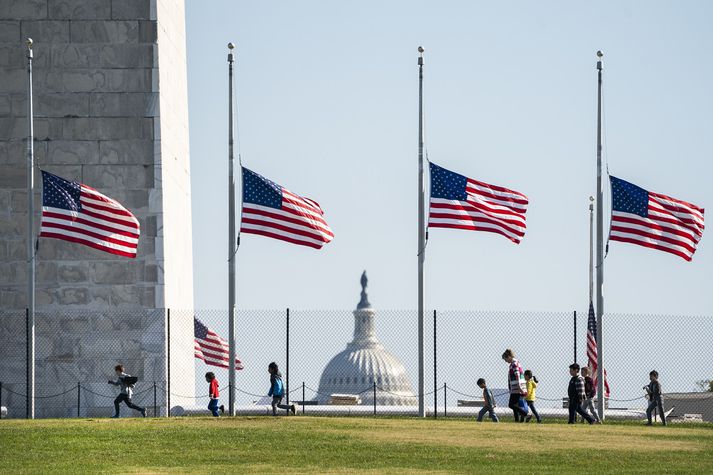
[
  {"xmin": 240, "ymin": 167, "xmax": 334, "ymax": 249},
  {"xmin": 609, "ymin": 176, "xmax": 705, "ymax": 261},
  {"xmin": 428, "ymin": 162, "xmax": 529, "ymax": 244},
  {"xmin": 40, "ymin": 170, "xmax": 140, "ymax": 258},
  {"xmin": 587, "ymin": 301, "xmax": 610, "ymax": 397},
  {"xmin": 194, "ymin": 317, "xmax": 244, "ymax": 370}
]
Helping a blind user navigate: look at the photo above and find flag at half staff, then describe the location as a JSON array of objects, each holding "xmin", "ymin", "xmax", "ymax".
[
  {"xmin": 609, "ymin": 176, "xmax": 705, "ymax": 261},
  {"xmin": 587, "ymin": 301, "xmax": 610, "ymax": 397},
  {"xmin": 40, "ymin": 170, "xmax": 140, "ymax": 258},
  {"xmin": 240, "ymin": 167, "xmax": 334, "ymax": 249},
  {"xmin": 428, "ymin": 162, "xmax": 529, "ymax": 244},
  {"xmin": 194, "ymin": 317, "xmax": 244, "ymax": 370}
]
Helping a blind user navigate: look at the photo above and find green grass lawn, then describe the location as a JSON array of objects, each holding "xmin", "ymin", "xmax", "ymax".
[{"xmin": 1, "ymin": 417, "xmax": 712, "ymax": 474}]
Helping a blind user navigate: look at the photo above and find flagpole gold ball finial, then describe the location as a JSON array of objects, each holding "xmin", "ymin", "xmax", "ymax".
[
  {"xmin": 228, "ymin": 42, "xmax": 235, "ymax": 50},
  {"xmin": 418, "ymin": 46, "xmax": 424, "ymax": 54},
  {"xmin": 596, "ymin": 50, "xmax": 603, "ymax": 58},
  {"xmin": 26, "ymin": 38, "xmax": 33, "ymax": 49},
  {"xmin": 590, "ymin": 196, "xmax": 595, "ymax": 202}
]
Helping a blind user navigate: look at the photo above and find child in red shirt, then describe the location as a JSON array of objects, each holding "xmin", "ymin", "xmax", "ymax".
[{"xmin": 206, "ymin": 372, "xmax": 224, "ymax": 417}]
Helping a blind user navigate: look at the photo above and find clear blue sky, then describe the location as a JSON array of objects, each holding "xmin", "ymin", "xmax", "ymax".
[
  {"xmin": 183, "ymin": 1, "xmax": 712, "ymax": 401},
  {"xmin": 186, "ymin": 0, "xmax": 712, "ymax": 314}
]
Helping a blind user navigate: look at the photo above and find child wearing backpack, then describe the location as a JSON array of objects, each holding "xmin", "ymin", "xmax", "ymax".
[
  {"xmin": 524, "ymin": 370, "xmax": 541, "ymax": 423},
  {"xmin": 108, "ymin": 364, "xmax": 146, "ymax": 418},
  {"xmin": 268, "ymin": 362, "xmax": 296, "ymax": 416}
]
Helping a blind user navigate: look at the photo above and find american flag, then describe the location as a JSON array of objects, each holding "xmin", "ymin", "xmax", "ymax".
[
  {"xmin": 40, "ymin": 170, "xmax": 140, "ymax": 258},
  {"xmin": 609, "ymin": 176, "xmax": 705, "ymax": 261},
  {"xmin": 240, "ymin": 167, "xmax": 334, "ymax": 249},
  {"xmin": 428, "ymin": 162, "xmax": 528, "ymax": 244},
  {"xmin": 587, "ymin": 301, "xmax": 610, "ymax": 397},
  {"xmin": 194, "ymin": 317, "xmax": 244, "ymax": 370}
]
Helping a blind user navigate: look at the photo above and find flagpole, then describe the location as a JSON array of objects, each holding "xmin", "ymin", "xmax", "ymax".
[
  {"xmin": 595, "ymin": 50, "xmax": 605, "ymax": 422},
  {"xmin": 417, "ymin": 46, "xmax": 426, "ymax": 418},
  {"xmin": 25, "ymin": 38, "xmax": 36, "ymax": 420},
  {"xmin": 227, "ymin": 42, "xmax": 237, "ymax": 416},
  {"xmin": 589, "ymin": 196, "xmax": 594, "ymax": 304}
]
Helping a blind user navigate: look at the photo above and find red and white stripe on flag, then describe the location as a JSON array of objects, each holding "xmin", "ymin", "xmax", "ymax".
[
  {"xmin": 240, "ymin": 167, "xmax": 334, "ymax": 249},
  {"xmin": 609, "ymin": 176, "xmax": 705, "ymax": 261},
  {"xmin": 194, "ymin": 332, "xmax": 244, "ymax": 371},
  {"xmin": 428, "ymin": 162, "xmax": 529, "ymax": 244},
  {"xmin": 40, "ymin": 170, "xmax": 140, "ymax": 258},
  {"xmin": 586, "ymin": 302, "xmax": 610, "ymax": 397}
]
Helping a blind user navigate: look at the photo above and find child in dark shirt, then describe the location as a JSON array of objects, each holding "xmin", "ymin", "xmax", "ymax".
[
  {"xmin": 645, "ymin": 370, "xmax": 666, "ymax": 426},
  {"xmin": 567, "ymin": 363, "xmax": 595, "ymax": 425}
]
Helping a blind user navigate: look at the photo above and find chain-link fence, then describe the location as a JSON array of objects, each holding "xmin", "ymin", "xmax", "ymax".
[{"xmin": 1, "ymin": 308, "xmax": 712, "ymax": 421}]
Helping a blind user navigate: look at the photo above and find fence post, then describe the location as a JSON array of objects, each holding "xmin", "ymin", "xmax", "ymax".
[
  {"xmin": 26, "ymin": 308, "xmax": 30, "ymax": 419},
  {"xmin": 153, "ymin": 382, "xmax": 157, "ymax": 418},
  {"xmin": 76, "ymin": 382, "xmax": 80, "ymax": 418},
  {"xmin": 1, "ymin": 381, "xmax": 3, "ymax": 419},
  {"xmin": 302, "ymin": 382, "xmax": 305, "ymax": 415},
  {"xmin": 443, "ymin": 382, "xmax": 447, "ymax": 418},
  {"xmin": 373, "ymin": 381, "xmax": 377, "ymax": 416},
  {"xmin": 167, "ymin": 308, "xmax": 171, "ymax": 417},
  {"xmin": 286, "ymin": 308, "xmax": 290, "ymax": 415},
  {"xmin": 433, "ymin": 309, "xmax": 437, "ymax": 420}
]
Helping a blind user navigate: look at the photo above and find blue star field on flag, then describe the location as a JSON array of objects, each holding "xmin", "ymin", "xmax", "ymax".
[
  {"xmin": 611, "ymin": 176, "xmax": 649, "ymax": 217},
  {"xmin": 42, "ymin": 172, "xmax": 82, "ymax": 213},
  {"xmin": 242, "ymin": 168, "xmax": 283, "ymax": 209},
  {"xmin": 430, "ymin": 162, "xmax": 468, "ymax": 201}
]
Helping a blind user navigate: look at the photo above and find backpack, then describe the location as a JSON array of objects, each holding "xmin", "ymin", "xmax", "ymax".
[
  {"xmin": 124, "ymin": 376, "xmax": 138, "ymax": 386},
  {"xmin": 273, "ymin": 375, "xmax": 284, "ymax": 397}
]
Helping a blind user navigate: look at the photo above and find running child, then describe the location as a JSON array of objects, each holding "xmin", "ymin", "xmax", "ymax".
[
  {"xmin": 268, "ymin": 362, "xmax": 296, "ymax": 416},
  {"xmin": 108, "ymin": 364, "xmax": 146, "ymax": 418}
]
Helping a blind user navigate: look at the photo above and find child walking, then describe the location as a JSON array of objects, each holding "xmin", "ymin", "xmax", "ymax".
[
  {"xmin": 567, "ymin": 363, "xmax": 595, "ymax": 424},
  {"xmin": 206, "ymin": 372, "xmax": 224, "ymax": 417},
  {"xmin": 268, "ymin": 362, "xmax": 296, "ymax": 416},
  {"xmin": 108, "ymin": 364, "xmax": 146, "ymax": 418},
  {"xmin": 476, "ymin": 378, "xmax": 499, "ymax": 422},
  {"xmin": 580, "ymin": 367, "xmax": 600, "ymax": 423},
  {"xmin": 645, "ymin": 370, "xmax": 666, "ymax": 426},
  {"xmin": 502, "ymin": 349, "xmax": 528, "ymax": 422},
  {"xmin": 524, "ymin": 370, "xmax": 541, "ymax": 423}
]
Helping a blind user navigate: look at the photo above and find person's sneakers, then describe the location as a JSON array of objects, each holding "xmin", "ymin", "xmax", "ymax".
[
  {"xmin": 525, "ymin": 415, "xmax": 532, "ymax": 423},
  {"xmin": 646, "ymin": 422, "xmax": 653, "ymax": 426},
  {"xmin": 219, "ymin": 405, "xmax": 225, "ymax": 415},
  {"xmin": 290, "ymin": 404, "xmax": 296, "ymax": 415},
  {"xmin": 110, "ymin": 414, "xmax": 119, "ymax": 418},
  {"xmin": 141, "ymin": 408, "xmax": 147, "ymax": 418}
]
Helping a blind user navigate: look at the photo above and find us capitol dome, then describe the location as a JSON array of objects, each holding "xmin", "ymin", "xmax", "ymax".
[{"xmin": 315, "ymin": 272, "xmax": 416, "ymax": 405}]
